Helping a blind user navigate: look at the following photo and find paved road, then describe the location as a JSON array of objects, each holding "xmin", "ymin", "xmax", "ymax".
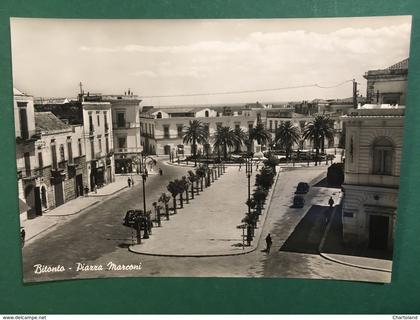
[
  {"xmin": 23, "ymin": 164, "xmax": 389, "ymax": 283},
  {"xmin": 22, "ymin": 159, "xmax": 191, "ymax": 282}
]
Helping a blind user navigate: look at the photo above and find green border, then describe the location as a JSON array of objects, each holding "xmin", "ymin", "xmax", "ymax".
[{"xmin": 1, "ymin": 0, "xmax": 420, "ymax": 314}]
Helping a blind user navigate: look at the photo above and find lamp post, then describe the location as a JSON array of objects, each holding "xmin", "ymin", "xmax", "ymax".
[{"xmin": 245, "ymin": 156, "xmax": 252, "ymax": 216}]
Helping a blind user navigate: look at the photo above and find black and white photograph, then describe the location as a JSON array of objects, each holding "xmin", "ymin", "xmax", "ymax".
[{"xmin": 11, "ymin": 16, "xmax": 411, "ymax": 283}]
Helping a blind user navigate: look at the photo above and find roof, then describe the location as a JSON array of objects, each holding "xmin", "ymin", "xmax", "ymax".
[
  {"xmin": 35, "ymin": 112, "xmax": 71, "ymax": 132},
  {"xmin": 387, "ymin": 58, "xmax": 409, "ymax": 70}
]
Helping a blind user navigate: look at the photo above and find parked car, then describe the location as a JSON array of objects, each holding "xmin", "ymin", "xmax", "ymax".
[
  {"xmin": 295, "ymin": 182, "xmax": 310, "ymax": 194},
  {"xmin": 292, "ymin": 195, "xmax": 305, "ymax": 208},
  {"xmin": 123, "ymin": 209, "xmax": 145, "ymax": 228}
]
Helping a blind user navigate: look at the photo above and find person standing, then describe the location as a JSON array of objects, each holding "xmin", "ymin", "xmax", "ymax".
[
  {"xmin": 328, "ymin": 196, "xmax": 334, "ymax": 210},
  {"xmin": 159, "ymin": 168, "xmax": 163, "ymax": 176},
  {"xmin": 127, "ymin": 177, "xmax": 132, "ymax": 188},
  {"xmin": 20, "ymin": 227, "xmax": 26, "ymax": 247},
  {"xmin": 265, "ymin": 233, "xmax": 272, "ymax": 253}
]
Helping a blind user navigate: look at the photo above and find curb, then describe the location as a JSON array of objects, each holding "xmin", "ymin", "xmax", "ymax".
[
  {"xmin": 86, "ymin": 185, "xmax": 128, "ymax": 197},
  {"xmin": 45, "ymin": 200, "xmax": 101, "ymax": 217},
  {"xmin": 128, "ymin": 168, "xmax": 281, "ymax": 257},
  {"xmin": 317, "ymin": 199, "xmax": 392, "ymax": 273},
  {"xmin": 25, "ymin": 221, "xmax": 58, "ymax": 243}
]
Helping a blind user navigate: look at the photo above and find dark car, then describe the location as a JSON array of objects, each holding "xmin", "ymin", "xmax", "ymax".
[
  {"xmin": 292, "ymin": 195, "xmax": 305, "ymax": 208},
  {"xmin": 295, "ymin": 182, "xmax": 310, "ymax": 194},
  {"xmin": 123, "ymin": 209, "xmax": 145, "ymax": 228}
]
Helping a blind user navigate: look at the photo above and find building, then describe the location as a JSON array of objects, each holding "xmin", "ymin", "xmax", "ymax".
[
  {"xmin": 364, "ymin": 58, "xmax": 408, "ymax": 105},
  {"xmin": 15, "ymin": 88, "xmax": 39, "ymax": 219},
  {"xmin": 101, "ymin": 92, "xmax": 142, "ymax": 174},
  {"xmin": 341, "ymin": 59, "xmax": 408, "ymax": 252},
  {"xmin": 33, "ymin": 112, "xmax": 87, "ymax": 211},
  {"xmin": 140, "ymin": 105, "xmax": 260, "ymax": 156},
  {"xmin": 34, "ymin": 95, "xmax": 115, "ymax": 191},
  {"xmin": 14, "ymin": 88, "xmax": 88, "ymax": 220}
]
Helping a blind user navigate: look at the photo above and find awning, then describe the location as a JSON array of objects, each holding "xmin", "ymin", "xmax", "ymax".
[{"xmin": 19, "ymin": 198, "xmax": 30, "ymax": 214}]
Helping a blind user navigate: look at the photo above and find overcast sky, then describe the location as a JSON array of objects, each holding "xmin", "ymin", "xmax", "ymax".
[{"xmin": 10, "ymin": 16, "xmax": 412, "ymax": 106}]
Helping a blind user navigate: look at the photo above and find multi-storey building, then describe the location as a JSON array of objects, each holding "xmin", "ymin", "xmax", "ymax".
[
  {"xmin": 33, "ymin": 112, "xmax": 87, "ymax": 210},
  {"xmin": 341, "ymin": 59, "xmax": 408, "ymax": 252},
  {"xmin": 14, "ymin": 88, "xmax": 88, "ymax": 220},
  {"xmin": 34, "ymin": 94, "xmax": 115, "ymax": 192},
  {"xmin": 140, "ymin": 106, "xmax": 259, "ymax": 156},
  {"xmin": 101, "ymin": 92, "xmax": 142, "ymax": 174},
  {"xmin": 364, "ymin": 58, "xmax": 408, "ymax": 105}
]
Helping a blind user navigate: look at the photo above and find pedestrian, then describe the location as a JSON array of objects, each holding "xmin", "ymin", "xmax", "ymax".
[
  {"xmin": 159, "ymin": 168, "xmax": 163, "ymax": 176},
  {"xmin": 265, "ymin": 233, "xmax": 272, "ymax": 253},
  {"xmin": 127, "ymin": 177, "xmax": 132, "ymax": 188},
  {"xmin": 328, "ymin": 196, "xmax": 334, "ymax": 210},
  {"xmin": 94, "ymin": 184, "xmax": 98, "ymax": 194},
  {"xmin": 132, "ymin": 178, "xmax": 134, "ymax": 186},
  {"xmin": 145, "ymin": 168, "xmax": 149, "ymax": 178},
  {"xmin": 84, "ymin": 185, "xmax": 89, "ymax": 196},
  {"xmin": 238, "ymin": 163, "xmax": 242, "ymax": 171},
  {"xmin": 20, "ymin": 227, "xmax": 25, "ymax": 247}
]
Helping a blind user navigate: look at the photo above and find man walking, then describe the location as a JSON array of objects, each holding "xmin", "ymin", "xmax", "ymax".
[
  {"xmin": 265, "ymin": 233, "xmax": 272, "ymax": 253},
  {"xmin": 328, "ymin": 196, "xmax": 334, "ymax": 210},
  {"xmin": 127, "ymin": 177, "xmax": 132, "ymax": 188}
]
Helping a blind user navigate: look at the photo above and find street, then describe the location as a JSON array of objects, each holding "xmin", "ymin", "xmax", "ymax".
[{"xmin": 22, "ymin": 163, "xmax": 390, "ymax": 283}]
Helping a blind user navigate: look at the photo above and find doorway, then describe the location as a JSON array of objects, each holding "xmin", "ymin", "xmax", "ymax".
[
  {"xmin": 54, "ymin": 181, "xmax": 64, "ymax": 207},
  {"xmin": 369, "ymin": 215, "xmax": 389, "ymax": 250},
  {"xmin": 75, "ymin": 174, "xmax": 84, "ymax": 197}
]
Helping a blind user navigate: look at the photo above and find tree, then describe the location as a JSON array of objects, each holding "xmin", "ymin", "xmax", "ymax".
[
  {"xmin": 195, "ymin": 165, "xmax": 206, "ymax": 191},
  {"xmin": 303, "ymin": 115, "xmax": 335, "ymax": 166},
  {"xmin": 249, "ymin": 122, "xmax": 271, "ymax": 151},
  {"xmin": 183, "ymin": 120, "xmax": 208, "ymax": 166},
  {"xmin": 158, "ymin": 193, "xmax": 171, "ymax": 220},
  {"xmin": 167, "ymin": 180, "xmax": 182, "ymax": 214},
  {"xmin": 187, "ymin": 170, "xmax": 197, "ymax": 198},
  {"xmin": 233, "ymin": 127, "xmax": 247, "ymax": 153},
  {"xmin": 263, "ymin": 156, "xmax": 280, "ymax": 174},
  {"xmin": 213, "ymin": 126, "xmax": 237, "ymax": 159},
  {"xmin": 275, "ymin": 121, "xmax": 301, "ymax": 160}
]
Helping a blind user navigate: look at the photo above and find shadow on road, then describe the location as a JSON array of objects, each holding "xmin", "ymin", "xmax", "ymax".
[{"xmin": 280, "ymin": 205, "xmax": 329, "ymax": 254}]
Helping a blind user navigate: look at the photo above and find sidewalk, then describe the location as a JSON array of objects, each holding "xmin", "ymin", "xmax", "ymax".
[
  {"xmin": 129, "ymin": 166, "xmax": 262, "ymax": 256},
  {"xmin": 22, "ymin": 177, "xmax": 130, "ymax": 244}
]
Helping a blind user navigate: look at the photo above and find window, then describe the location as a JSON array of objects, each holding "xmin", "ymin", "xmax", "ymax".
[
  {"xmin": 269, "ymin": 120, "xmax": 273, "ymax": 131},
  {"xmin": 18, "ymin": 102, "xmax": 29, "ymax": 139},
  {"xmin": 67, "ymin": 138, "xmax": 73, "ymax": 163},
  {"xmin": 163, "ymin": 125, "xmax": 170, "ymax": 139},
  {"xmin": 151, "ymin": 124, "xmax": 155, "ymax": 137},
  {"xmin": 105, "ymin": 136, "xmax": 109, "ymax": 154},
  {"xmin": 205, "ymin": 110, "xmax": 209, "ymax": 117},
  {"xmin": 59, "ymin": 144, "xmax": 65, "ymax": 162},
  {"xmin": 118, "ymin": 137, "xmax": 126, "ymax": 149},
  {"xmin": 38, "ymin": 151, "xmax": 43, "ymax": 169},
  {"xmin": 156, "ymin": 112, "xmax": 162, "ymax": 119},
  {"xmin": 275, "ymin": 120, "xmax": 278, "ymax": 130},
  {"xmin": 140, "ymin": 123, "xmax": 144, "ymax": 134},
  {"xmin": 78, "ymin": 138, "xmax": 83, "ymax": 157},
  {"xmin": 98, "ymin": 138, "xmax": 102, "ymax": 153},
  {"xmin": 89, "ymin": 113, "xmax": 94, "ymax": 133},
  {"xmin": 90, "ymin": 138, "xmax": 95, "ymax": 158},
  {"xmin": 235, "ymin": 123, "xmax": 240, "ymax": 130},
  {"xmin": 248, "ymin": 123, "xmax": 253, "ymax": 132},
  {"xmin": 24, "ymin": 152, "xmax": 31, "ymax": 177},
  {"xmin": 97, "ymin": 112, "xmax": 100, "ymax": 126},
  {"xmin": 177, "ymin": 125, "xmax": 183, "ymax": 138},
  {"xmin": 117, "ymin": 112, "xmax": 126, "ymax": 128},
  {"xmin": 51, "ymin": 142, "xmax": 57, "ymax": 169},
  {"xmin": 104, "ymin": 112, "xmax": 109, "ymax": 131},
  {"xmin": 372, "ymin": 137, "xmax": 393, "ymax": 175}
]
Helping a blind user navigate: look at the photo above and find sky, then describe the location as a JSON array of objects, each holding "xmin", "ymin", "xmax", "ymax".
[{"xmin": 10, "ymin": 16, "xmax": 412, "ymax": 107}]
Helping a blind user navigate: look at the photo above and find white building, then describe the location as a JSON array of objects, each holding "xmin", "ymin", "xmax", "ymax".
[{"xmin": 140, "ymin": 106, "xmax": 259, "ymax": 156}]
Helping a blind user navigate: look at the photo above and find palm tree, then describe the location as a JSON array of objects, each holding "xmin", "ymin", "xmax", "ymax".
[
  {"xmin": 233, "ymin": 127, "xmax": 247, "ymax": 153},
  {"xmin": 167, "ymin": 180, "xmax": 182, "ymax": 214},
  {"xmin": 249, "ymin": 122, "xmax": 271, "ymax": 152},
  {"xmin": 275, "ymin": 121, "xmax": 301, "ymax": 160},
  {"xmin": 183, "ymin": 120, "xmax": 208, "ymax": 166},
  {"xmin": 213, "ymin": 126, "xmax": 237, "ymax": 159},
  {"xmin": 303, "ymin": 115, "xmax": 335, "ymax": 166}
]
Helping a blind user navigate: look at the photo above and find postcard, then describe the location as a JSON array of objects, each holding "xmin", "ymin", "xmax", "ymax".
[{"xmin": 11, "ymin": 16, "xmax": 411, "ymax": 283}]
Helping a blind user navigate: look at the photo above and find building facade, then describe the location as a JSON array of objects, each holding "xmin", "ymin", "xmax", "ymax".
[
  {"xmin": 341, "ymin": 105, "xmax": 403, "ymax": 251},
  {"xmin": 140, "ymin": 106, "xmax": 259, "ymax": 156},
  {"xmin": 341, "ymin": 58, "xmax": 408, "ymax": 253},
  {"xmin": 102, "ymin": 93, "xmax": 142, "ymax": 174}
]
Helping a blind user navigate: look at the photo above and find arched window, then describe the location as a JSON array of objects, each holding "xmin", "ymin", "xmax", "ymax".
[
  {"xmin": 205, "ymin": 110, "xmax": 209, "ymax": 117},
  {"xmin": 156, "ymin": 112, "xmax": 162, "ymax": 119},
  {"xmin": 372, "ymin": 137, "xmax": 394, "ymax": 175}
]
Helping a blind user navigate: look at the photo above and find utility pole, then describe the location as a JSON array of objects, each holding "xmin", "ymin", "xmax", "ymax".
[{"xmin": 352, "ymin": 79, "xmax": 358, "ymax": 109}]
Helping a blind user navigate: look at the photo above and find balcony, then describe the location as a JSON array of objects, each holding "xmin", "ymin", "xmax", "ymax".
[
  {"xmin": 51, "ymin": 161, "xmax": 66, "ymax": 178},
  {"xmin": 113, "ymin": 122, "xmax": 140, "ymax": 130},
  {"xmin": 115, "ymin": 147, "xmax": 143, "ymax": 154},
  {"xmin": 68, "ymin": 156, "xmax": 83, "ymax": 168},
  {"xmin": 17, "ymin": 167, "xmax": 43, "ymax": 181}
]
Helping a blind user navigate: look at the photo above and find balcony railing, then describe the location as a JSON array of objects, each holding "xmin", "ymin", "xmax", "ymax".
[
  {"xmin": 17, "ymin": 167, "xmax": 43, "ymax": 180},
  {"xmin": 115, "ymin": 147, "xmax": 143, "ymax": 154},
  {"xmin": 113, "ymin": 122, "xmax": 140, "ymax": 129}
]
